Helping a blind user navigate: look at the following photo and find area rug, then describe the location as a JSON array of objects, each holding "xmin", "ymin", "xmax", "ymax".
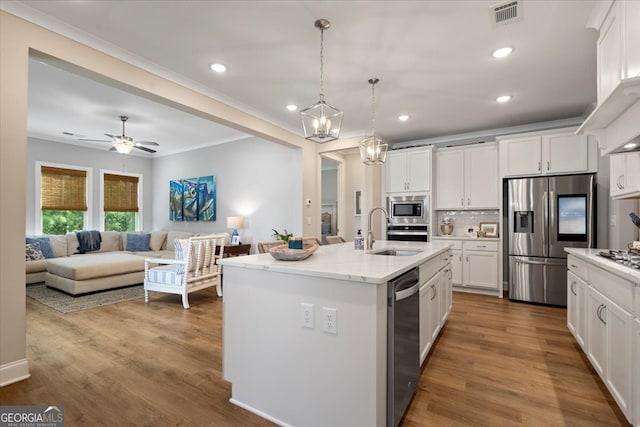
[{"xmin": 26, "ymin": 283, "xmax": 144, "ymax": 313}]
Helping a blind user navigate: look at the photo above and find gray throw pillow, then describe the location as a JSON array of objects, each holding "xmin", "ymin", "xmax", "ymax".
[
  {"xmin": 126, "ymin": 233, "xmax": 151, "ymax": 252},
  {"xmin": 26, "ymin": 237, "xmax": 54, "ymax": 258}
]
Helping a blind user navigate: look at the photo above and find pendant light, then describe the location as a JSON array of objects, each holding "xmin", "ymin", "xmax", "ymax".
[
  {"xmin": 300, "ymin": 19, "xmax": 343, "ymax": 143},
  {"xmin": 359, "ymin": 78, "xmax": 388, "ymax": 165}
]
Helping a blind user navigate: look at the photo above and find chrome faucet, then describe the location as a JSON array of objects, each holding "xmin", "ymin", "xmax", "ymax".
[{"xmin": 366, "ymin": 207, "xmax": 390, "ymax": 250}]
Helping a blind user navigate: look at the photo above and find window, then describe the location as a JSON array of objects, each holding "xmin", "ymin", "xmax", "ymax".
[
  {"xmin": 102, "ymin": 172, "xmax": 141, "ymax": 232},
  {"xmin": 40, "ymin": 165, "xmax": 88, "ymax": 235}
]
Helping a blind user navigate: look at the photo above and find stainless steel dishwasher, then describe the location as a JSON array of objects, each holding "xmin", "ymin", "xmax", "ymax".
[{"xmin": 387, "ymin": 267, "xmax": 420, "ymax": 427}]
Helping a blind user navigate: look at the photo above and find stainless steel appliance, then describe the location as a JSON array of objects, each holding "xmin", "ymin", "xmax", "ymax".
[
  {"xmin": 387, "ymin": 195, "xmax": 429, "ymax": 242},
  {"xmin": 387, "ymin": 195, "xmax": 429, "ymax": 224},
  {"xmin": 386, "ymin": 224, "xmax": 429, "ymax": 242},
  {"xmin": 507, "ymin": 174, "xmax": 596, "ymax": 306},
  {"xmin": 387, "ymin": 267, "xmax": 420, "ymax": 427}
]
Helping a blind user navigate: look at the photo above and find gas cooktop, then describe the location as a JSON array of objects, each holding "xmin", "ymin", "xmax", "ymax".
[{"xmin": 598, "ymin": 250, "xmax": 640, "ymax": 269}]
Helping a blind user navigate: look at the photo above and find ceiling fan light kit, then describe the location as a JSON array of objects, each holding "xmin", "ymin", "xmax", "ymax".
[
  {"xmin": 300, "ymin": 18, "xmax": 343, "ymax": 143},
  {"xmin": 359, "ymin": 78, "xmax": 388, "ymax": 165},
  {"xmin": 78, "ymin": 115, "xmax": 159, "ymax": 154}
]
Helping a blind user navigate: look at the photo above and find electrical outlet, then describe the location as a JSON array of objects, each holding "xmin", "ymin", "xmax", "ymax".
[
  {"xmin": 322, "ymin": 307, "xmax": 337, "ymax": 334},
  {"xmin": 610, "ymin": 215, "xmax": 617, "ymax": 227},
  {"xmin": 301, "ymin": 303, "xmax": 314, "ymax": 329}
]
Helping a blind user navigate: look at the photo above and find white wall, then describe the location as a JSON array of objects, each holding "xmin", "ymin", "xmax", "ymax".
[
  {"xmin": 26, "ymin": 138, "xmax": 153, "ymax": 235},
  {"xmin": 151, "ymin": 137, "xmax": 302, "ymax": 247}
]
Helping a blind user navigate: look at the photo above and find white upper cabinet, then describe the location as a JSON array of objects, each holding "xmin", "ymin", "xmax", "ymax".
[
  {"xmin": 609, "ymin": 151, "xmax": 640, "ymax": 198},
  {"xmin": 385, "ymin": 147, "xmax": 431, "ymax": 193},
  {"xmin": 435, "ymin": 143, "xmax": 498, "ymax": 210},
  {"xmin": 578, "ymin": 0, "xmax": 640, "ymax": 153},
  {"xmin": 499, "ymin": 128, "xmax": 597, "ymax": 178}
]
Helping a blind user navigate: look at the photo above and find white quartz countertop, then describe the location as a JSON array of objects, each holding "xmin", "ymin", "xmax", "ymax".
[
  {"xmin": 219, "ymin": 240, "xmax": 452, "ymax": 284},
  {"xmin": 565, "ymin": 248, "xmax": 640, "ymax": 283}
]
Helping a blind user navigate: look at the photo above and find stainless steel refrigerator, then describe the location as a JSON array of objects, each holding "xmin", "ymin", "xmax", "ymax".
[{"xmin": 507, "ymin": 174, "xmax": 596, "ymax": 306}]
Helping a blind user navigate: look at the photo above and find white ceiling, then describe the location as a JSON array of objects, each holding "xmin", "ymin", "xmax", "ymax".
[{"xmin": 5, "ymin": 0, "xmax": 599, "ymax": 156}]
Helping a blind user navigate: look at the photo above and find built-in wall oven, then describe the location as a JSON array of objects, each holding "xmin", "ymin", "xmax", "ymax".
[{"xmin": 387, "ymin": 195, "xmax": 429, "ymax": 242}]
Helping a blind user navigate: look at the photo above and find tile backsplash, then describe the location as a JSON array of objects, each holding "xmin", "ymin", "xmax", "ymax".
[{"xmin": 435, "ymin": 210, "xmax": 500, "ymax": 237}]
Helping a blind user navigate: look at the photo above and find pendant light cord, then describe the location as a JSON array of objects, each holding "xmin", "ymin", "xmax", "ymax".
[
  {"xmin": 319, "ymin": 27, "xmax": 325, "ymax": 101},
  {"xmin": 371, "ymin": 82, "xmax": 376, "ymax": 136}
]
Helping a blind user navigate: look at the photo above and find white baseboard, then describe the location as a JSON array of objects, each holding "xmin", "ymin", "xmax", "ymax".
[
  {"xmin": 229, "ymin": 398, "xmax": 292, "ymax": 427},
  {"xmin": 0, "ymin": 358, "xmax": 30, "ymax": 387}
]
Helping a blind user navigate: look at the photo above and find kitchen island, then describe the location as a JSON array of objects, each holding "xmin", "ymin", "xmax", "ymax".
[{"xmin": 219, "ymin": 240, "xmax": 452, "ymax": 427}]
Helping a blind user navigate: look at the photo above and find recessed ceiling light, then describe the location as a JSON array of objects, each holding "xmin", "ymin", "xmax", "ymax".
[
  {"xmin": 492, "ymin": 47, "xmax": 513, "ymax": 58},
  {"xmin": 209, "ymin": 63, "xmax": 227, "ymax": 73},
  {"xmin": 496, "ymin": 95, "xmax": 512, "ymax": 103},
  {"xmin": 624, "ymin": 142, "xmax": 637, "ymax": 149},
  {"xmin": 286, "ymin": 104, "xmax": 299, "ymax": 111},
  {"xmin": 398, "ymin": 114, "xmax": 410, "ymax": 122}
]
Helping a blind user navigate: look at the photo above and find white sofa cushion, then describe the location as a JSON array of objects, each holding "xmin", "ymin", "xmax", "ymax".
[{"xmin": 96, "ymin": 231, "xmax": 121, "ymax": 252}]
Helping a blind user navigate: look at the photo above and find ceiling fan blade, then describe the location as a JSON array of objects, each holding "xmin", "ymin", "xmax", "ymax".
[
  {"xmin": 135, "ymin": 140, "xmax": 160, "ymax": 146},
  {"xmin": 108, "ymin": 146, "xmax": 117, "ymax": 152},
  {"xmin": 78, "ymin": 138, "xmax": 111, "ymax": 142},
  {"xmin": 134, "ymin": 145, "xmax": 156, "ymax": 153},
  {"xmin": 104, "ymin": 133, "xmax": 115, "ymax": 139}
]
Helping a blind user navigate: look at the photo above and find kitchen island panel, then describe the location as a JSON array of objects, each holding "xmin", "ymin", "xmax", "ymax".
[{"xmin": 223, "ymin": 265, "xmax": 387, "ymax": 427}]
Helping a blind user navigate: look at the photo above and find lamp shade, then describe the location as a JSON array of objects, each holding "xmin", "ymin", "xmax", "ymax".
[
  {"xmin": 114, "ymin": 142, "xmax": 134, "ymax": 154},
  {"xmin": 226, "ymin": 216, "xmax": 244, "ymax": 229}
]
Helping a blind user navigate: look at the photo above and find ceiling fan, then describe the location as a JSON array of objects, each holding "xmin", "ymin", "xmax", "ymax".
[{"xmin": 78, "ymin": 115, "xmax": 159, "ymax": 154}]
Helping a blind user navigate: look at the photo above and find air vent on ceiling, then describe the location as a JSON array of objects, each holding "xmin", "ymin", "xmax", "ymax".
[{"xmin": 491, "ymin": 0, "xmax": 522, "ymax": 27}]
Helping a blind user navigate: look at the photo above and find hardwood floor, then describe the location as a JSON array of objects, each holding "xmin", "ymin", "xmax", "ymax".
[{"xmin": 0, "ymin": 289, "xmax": 629, "ymax": 426}]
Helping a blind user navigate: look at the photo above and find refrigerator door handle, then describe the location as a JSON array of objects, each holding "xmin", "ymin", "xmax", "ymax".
[
  {"xmin": 514, "ymin": 257, "xmax": 566, "ymax": 266},
  {"xmin": 543, "ymin": 191, "xmax": 549, "ymax": 257}
]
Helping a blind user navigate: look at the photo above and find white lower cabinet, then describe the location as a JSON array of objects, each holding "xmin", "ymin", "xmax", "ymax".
[
  {"xmin": 438, "ymin": 239, "xmax": 499, "ymax": 292},
  {"xmin": 569, "ymin": 257, "xmax": 635, "ymax": 424},
  {"xmin": 567, "ymin": 270, "xmax": 586, "ymax": 349},
  {"xmin": 419, "ymin": 251, "xmax": 452, "ymax": 365}
]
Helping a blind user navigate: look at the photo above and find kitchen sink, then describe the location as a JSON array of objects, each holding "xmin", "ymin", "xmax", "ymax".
[{"xmin": 370, "ymin": 248, "xmax": 423, "ymax": 257}]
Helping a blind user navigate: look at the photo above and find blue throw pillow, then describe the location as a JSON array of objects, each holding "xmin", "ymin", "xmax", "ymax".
[
  {"xmin": 26, "ymin": 237, "xmax": 54, "ymax": 259},
  {"xmin": 126, "ymin": 233, "xmax": 151, "ymax": 252}
]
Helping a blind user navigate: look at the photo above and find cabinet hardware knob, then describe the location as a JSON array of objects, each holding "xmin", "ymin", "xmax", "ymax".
[
  {"xmin": 538, "ymin": 162, "xmax": 541, "ymax": 171},
  {"xmin": 546, "ymin": 161, "xmax": 550, "ymax": 171},
  {"xmin": 570, "ymin": 282, "xmax": 577, "ymax": 296},
  {"xmin": 461, "ymin": 198, "xmax": 464, "ymax": 207}
]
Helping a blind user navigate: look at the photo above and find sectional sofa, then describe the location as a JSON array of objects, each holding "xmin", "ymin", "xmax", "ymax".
[{"xmin": 25, "ymin": 230, "xmax": 229, "ymax": 295}]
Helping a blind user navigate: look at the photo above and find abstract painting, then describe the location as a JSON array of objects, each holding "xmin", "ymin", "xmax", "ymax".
[
  {"xmin": 169, "ymin": 175, "xmax": 216, "ymax": 222},
  {"xmin": 169, "ymin": 180, "xmax": 183, "ymax": 221}
]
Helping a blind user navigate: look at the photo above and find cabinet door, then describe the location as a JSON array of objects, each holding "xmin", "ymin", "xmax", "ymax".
[
  {"xmin": 500, "ymin": 137, "xmax": 542, "ymax": 177},
  {"xmin": 626, "ymin": 0, "xmax": 640, "ymax": 80},
  {"xmin": 604, "ymin": 298, "xmax": 633, "ymax": 420},
  {"xmin": 623, "ymin": 152, "xmax": 640, "ymax": 194},
  {"xmin": 451, "ymin": 249, "xmax": 462, "ymax": 286},
  {"xmin": 436, "ymin": 149, "xmax": 464, "ymax": 209},
  {"xmin": 462, "ymin": 250, "xmax": 498, "ymax": 289},
  {"xmin": 610, "ymin": 153, "xmax": 627, "ymax": 197},
  {"xmin": 543, "ymin": 133, "xmax": 589, "ymax": 175},
  {"xmin": 439, "ymin": 266, "xmax": 452, "ymax": 325},
  {"xmin": 465, "ymin": 145, "xmax": 498, "ymax": 208},
  {"xmin": 427, "ymin": 276, "xmax": 441, "ymax": 344},
  {"xmin": 597, "ymin": 2, "xmax": 622, "ymax": 103},
  {"xmin": 406, "ymin": 150, "xmax": 430, "ymax": 192},
  {"xmin": 385, "ymin": 151, "xmax": 408, "ymax": 193},
  {"xmin": 567, "ymin": 271, "xmax": 586, "ymax": 349},
  {"xmin": 587, "ymin": 287, "xmax": 607, "ymax": 378}
]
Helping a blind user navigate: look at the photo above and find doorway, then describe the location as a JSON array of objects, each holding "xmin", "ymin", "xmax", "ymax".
[{"xmin": 321, "ymin": 157, "xmax": 340, "ymax": 244}]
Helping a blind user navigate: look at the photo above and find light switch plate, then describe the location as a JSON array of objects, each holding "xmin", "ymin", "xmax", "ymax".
[{"xmin": 301, "ymin": 303, "xmax": 314, "ymax": 329}]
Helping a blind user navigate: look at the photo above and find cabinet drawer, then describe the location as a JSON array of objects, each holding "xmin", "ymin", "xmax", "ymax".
[
  {"xmin": 567, "ymin": 255, "xmax": 588, "ymax": 282},
  {"xmin": 589, "ymin": 265, "xmax": 634, "ymax": 313},
  {"xmin": 463, "ymin": 240, "xmax": 498, "ymax": 252},
  {"xmin": 419, "ymin": 250, "xmax": 451, "ymax": 284}
]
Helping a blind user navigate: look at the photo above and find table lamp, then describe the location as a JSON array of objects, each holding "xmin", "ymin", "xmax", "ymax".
[{"xmin": 227, "ymin": 216, "xmax": 244, "ymax": 245}]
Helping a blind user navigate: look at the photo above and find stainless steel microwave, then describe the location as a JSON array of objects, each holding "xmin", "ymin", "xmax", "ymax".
[{"xmin": 387, "ymin": 195, "xmax": 429, "ymax": 224}]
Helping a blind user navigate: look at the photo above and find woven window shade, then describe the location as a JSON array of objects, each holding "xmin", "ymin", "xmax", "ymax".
[
  {"xmin": 41, "ymin": 166, "xmax": 87, "ymax": 211},
  {"xmin": 104, "ymin": 173, "xmax": 139, "ymax": 212}
]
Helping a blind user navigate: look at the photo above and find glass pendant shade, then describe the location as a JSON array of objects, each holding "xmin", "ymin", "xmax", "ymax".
[
  {"xmin": 359, "ymin": 77, "xmax": 387, "ymax": 165},
  {"xmin": 301, "ymin": 19, "xmax": 342, "ymax": 143},
  {"xmin": 300, "ymin": 99, "xmax": 343, "ymax": 143},
  {"xmin": 359, "ymin": 135, "xmax": 388, "ymax": 165}
]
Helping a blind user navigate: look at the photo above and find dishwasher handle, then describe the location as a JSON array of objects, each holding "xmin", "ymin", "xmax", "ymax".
[{"xmin": 395, "ymin": 282, "xmax": 420, "ymax": 301}]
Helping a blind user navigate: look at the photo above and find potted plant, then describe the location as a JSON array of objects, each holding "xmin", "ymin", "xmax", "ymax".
[{"xmin": 272, "ymin": 229, "xmax": 293, "ymax": 242}]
